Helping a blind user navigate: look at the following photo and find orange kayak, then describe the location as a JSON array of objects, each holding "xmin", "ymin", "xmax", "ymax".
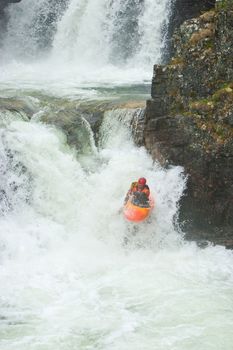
[{"xmin": 123, "ymin": 197, "xmax": 154, "ymax": 223}]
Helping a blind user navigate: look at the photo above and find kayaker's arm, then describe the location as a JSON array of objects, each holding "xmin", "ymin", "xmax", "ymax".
[
  {"xmin": 124, "ymin": 191, "xmax": 130, "ymax": 204},
  {"xmin": 124, "ymin": 182, "xmax": 136, "ymax": 204}
]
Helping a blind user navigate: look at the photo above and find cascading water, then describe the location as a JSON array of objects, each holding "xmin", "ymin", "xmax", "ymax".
[
  {"xmin": 0, "ymin": 111, "xmax": 233, "ymax": 350},
  {"xmin": 0, "ymin": 0, "xmax": 233, "ymax": 349},
  {"xmin": 0, "ymin": 0, "xmax": 172, "ymax": 87},
  {"xmin": 52, "ymin": 0, "xmax": 169, "ymax": 67},
  {"xmin": 1, "ymin": 0, "xmax": 68, "ymax": 59}
]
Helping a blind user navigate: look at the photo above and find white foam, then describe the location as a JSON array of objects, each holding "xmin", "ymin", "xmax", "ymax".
[
  {"xmin": 0, "ymin": 0, "xmax": 171, "ymax": 91},
  {"xmin": 0, "ymin": 115, "xmax": 233, "ymax": 350}
]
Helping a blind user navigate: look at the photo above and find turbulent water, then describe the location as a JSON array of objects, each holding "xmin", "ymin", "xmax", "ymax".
[
  {"xmin": 0, "ymin": 0, "xmax": 233, "ymax": 349},
  {"xmin": 0, "ymin": 107, "xmax": 233, "ymax": 350}
]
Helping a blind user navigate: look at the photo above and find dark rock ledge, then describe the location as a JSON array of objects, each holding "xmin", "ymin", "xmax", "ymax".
[{"xmin": 144, "ymin": 0, "xmax": 233, "ymax": 248}]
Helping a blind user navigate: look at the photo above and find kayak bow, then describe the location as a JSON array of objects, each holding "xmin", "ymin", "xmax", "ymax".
[{"xmin": 123, "ymin": 197, "xmax": 154, "ymax": 222}]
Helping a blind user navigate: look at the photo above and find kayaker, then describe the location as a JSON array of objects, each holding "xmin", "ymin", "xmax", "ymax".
[{"xmin": 124, "ymin": 177, "xmax": 150, "ymax": 207}]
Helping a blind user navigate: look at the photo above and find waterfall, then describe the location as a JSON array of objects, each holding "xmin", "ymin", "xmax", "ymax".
[
  {"xmin": 99, "ymin": 107, "xmax": 145, "ymax": 148},
  {"xmin": 0, "ymin": 0, "xmax": 172, "ymax": 85},
  {"xmin": 0, "ymin": 111, "xmax": 233, "ymax": 350},
  {"xmin": 52, "ymin": 0, "xmax": 170, "ymax": 67},
  {"xmin": 0, "ymin": 2, "xmax": 233, "ymax": 349},
  {"xmin": 1, "ymin": 0, "xmax": 68, "ymax": 59}
]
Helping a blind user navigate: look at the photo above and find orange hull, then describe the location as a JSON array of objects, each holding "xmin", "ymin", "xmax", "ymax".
[{"xmin": 123, "ymin": 197, "xmax": 154, "ymax": 222}]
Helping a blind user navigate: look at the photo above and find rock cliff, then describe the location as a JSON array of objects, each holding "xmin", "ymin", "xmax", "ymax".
[
  {"xmin": 144, "ymin": 0, "xmax": 233, "ymax": 247},
  {"xmin": 172, "ymin": 0, "xmax": 215, "ymax": 26},
  {"xmin": 165, "ymin": 0, "xmax": 215, "ymax": 60}
]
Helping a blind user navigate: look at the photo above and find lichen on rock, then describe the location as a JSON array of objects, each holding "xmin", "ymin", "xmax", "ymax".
[{"xmin": 144, "ymin": 0, "xmax": 233, "ymax": 247}]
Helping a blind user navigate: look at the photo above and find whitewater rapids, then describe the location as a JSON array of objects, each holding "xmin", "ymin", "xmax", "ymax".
[
  {"xmin": 0, "ymin": 0, "xmax": 233, "ymax": 348},
  {"xmin": 0, "ymin": 112, "xmax": 233, "ymax": 350}
]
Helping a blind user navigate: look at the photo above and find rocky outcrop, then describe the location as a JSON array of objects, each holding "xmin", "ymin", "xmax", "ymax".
[
  {"xmin": 0, "ymin": 97, "xmax": 35, "ymax": 118},
  {"xmin": 170, "ymin": 0, "xmax": 216, "ymax": 34},
  {"xmin": 40, "ymin": 100, "xmax": 146, "ymax": 152},
  {"xmin": 0, "ymin": 94, "xmax": 145, "ymax": 155},
  {"xmin": 144, "ymin": 0, "xmax": 233, "ymax": 247},
  {"xmin": 164, "ymin": 0, "xmax": 216, "ymax": 60}
]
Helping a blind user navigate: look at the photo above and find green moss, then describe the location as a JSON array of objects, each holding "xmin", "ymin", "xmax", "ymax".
[
  {"xmin": 189, "ymin": 99, "xmax": 215, "ymax": 115},
  {"xmin": 216, "ymin": 0, "xmax": 233, "ymax": 10},
  {"xmin": 181, "ymin": 111, "xmax": 195, "ymax": 117},
  {"xmin": 217, "ymin": 81, "xmax": 233, "ymax": 90},
  {"xmin": 212, "ymin": 86, "xmax": 233, "ymax": 102},
  {"xmin": 203, "ymin": 39, "xmax": 214, "ymax": 49},
  {"xmin": 195, "ymin": 118, "xmax": 233, "ymax": 144}
]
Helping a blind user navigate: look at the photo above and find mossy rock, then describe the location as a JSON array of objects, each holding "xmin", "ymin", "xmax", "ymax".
[{"xmin": 212, "ymin": 86, "xmax": 233, "ymax": 102}]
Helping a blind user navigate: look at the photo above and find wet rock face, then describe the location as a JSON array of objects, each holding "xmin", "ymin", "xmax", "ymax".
[
  {"xmin": 41, "ymin": 108, "xmax": 100, "ymax": 155},
  {"xmin": 164, "ymin": 0, "xmax": 216, "ymax": 60},
  {"xmin": 171, "ymin": 0, "xmax": 216, "ymax": 29},
  {"xmin": 144, "ymin": 1, "xmax": 233, "ymax": 246}
]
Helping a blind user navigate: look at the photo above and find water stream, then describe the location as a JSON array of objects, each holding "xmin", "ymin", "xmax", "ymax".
[{"xmin": 0, "ymin": 0, "xmax": 233, "ymax": 349}]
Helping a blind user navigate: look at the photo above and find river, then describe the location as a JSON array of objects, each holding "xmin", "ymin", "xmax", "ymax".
[{"xmin": 0, "ymin": 0, "xmax": 233, "ymax": 349}]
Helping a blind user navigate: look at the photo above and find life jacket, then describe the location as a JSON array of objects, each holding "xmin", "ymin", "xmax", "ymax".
[{"xmin": 130, "ymin": 181, "xmax": 150, "ymax": 198}]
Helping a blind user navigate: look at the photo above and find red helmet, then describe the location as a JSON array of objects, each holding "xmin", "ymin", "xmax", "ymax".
[{"xmin": 138, "ymin": 177, "xmax": 146, "ymax": 185}]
